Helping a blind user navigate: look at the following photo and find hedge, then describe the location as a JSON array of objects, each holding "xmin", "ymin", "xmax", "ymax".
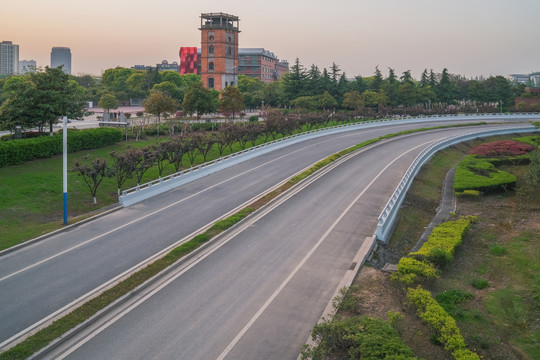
[
  {"xmin": 454, "ymin": 155, "xmax": 516, "ymax": 193},
  {"xmin": 407, "ymin": 286, "xmax": 480, "ymax": 360},
  {"xmin": 392, "ymin": 257, "xmax": 440, "ymax": 285},
  {"xmin": 0, "ymin": 128, "xmax": 123, "ymax": 167},
  {"xmin": 410, "ymin": 217, "xmax": 474, "ymax": 266}
]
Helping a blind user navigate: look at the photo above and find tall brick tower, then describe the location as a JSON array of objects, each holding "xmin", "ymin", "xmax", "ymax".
[{"xmin": 200, "ymin": 12, "xmax": 240, "ymax": 92}]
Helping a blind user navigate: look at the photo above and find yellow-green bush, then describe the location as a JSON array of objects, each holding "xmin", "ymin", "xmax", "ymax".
[
  {"xmin": 411, "ymin": 217, "xmax": 474, "ymax": 266},
  {"xmin": 407, "ymin": 286, "xmax": 480, "ymax": 360},
  {"xmin": 454, "ymin": 155, "xmax": 516, "ymax": 193},
  {"xmin": 392, "ymin": 257, "xmax": 439, "ymax": 285}
]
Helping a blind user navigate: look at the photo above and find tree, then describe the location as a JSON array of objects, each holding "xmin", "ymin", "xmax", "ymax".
[
  {"xmin": 0, "ymin": 67, "xmax": 87, "ymax": 134},
  {"xmin": 182, "ymin": 82, "xmax": 218, "ymax": 120},
  {"xmin": 152, "ymin": 81, "xmax": 185, "ymax": 103},
  {"xmin": 109, "ymin": 149, "xmax": 138, "ymax": 195},
  {"xmin": 282, "ymin": 58, "xmax": 307, "ymax": 103},
  {"xmin": 219, "ymin": 86, "xmax": 244, "ymax": 119},
  {"xmin": 291, "ymin": 96, "xmax": 318, "ymax": 111},
  {"xmin": 342, "ymin": 91, "xmax": 363, "ymax": 110},
  {"xmin": 370, "ymin": 66, "xmax": 384, "ymax": 91},
  {"xmin": 143, "ymin": 90, "xmax": 179, "ymax": 122},
  {"xmin": 98, "ymin": 93, "xmax": 119, "ymax": 112},
  {"xmin": 436, "ymin": 68, "xmax": 457, "ymax": 104},
  {"xmin": 318, "ymin": 91, "xmax": 338, "ymax": 110},
  {"xmin": 72, "ymin": 156, "xmax": 113, "ymax": 204}
]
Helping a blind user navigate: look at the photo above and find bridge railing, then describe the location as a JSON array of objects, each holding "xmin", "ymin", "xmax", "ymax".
[
  {"xmin": 374, "ymin": 125, "xmax": 539, "ymax": 243},
  {"xmin": 119, "ymin": 113, "xmax": 540, "ymax": 206}
]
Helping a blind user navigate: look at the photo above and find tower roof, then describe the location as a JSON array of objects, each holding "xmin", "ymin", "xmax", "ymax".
[{"xmin": 200, "ymin": 12, "xmax": 240, "ymax": 32}]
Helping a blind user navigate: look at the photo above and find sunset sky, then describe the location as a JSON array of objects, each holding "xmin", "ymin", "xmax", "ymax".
[{"xmin": 2, "ymin": 0, "xmax": 539, "ymax": 79}]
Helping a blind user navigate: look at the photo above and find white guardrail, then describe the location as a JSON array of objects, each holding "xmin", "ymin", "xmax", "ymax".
[
  {"xmin": 374, "ymin": 124, "xmax": 540, "ymax": 243},
  {"xmin": 119, "ymin": 113, "xmax": 540, "ymax": 206}
]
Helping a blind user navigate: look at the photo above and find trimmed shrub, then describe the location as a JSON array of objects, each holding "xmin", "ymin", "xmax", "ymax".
[
  {"xmin": 513, "ymin": 135, "xmax": 540, "ymax": 148},
  {"xmin": 456, "ymin": 190, "xmax": 480, "ymax": 198},
  {"xmin": 468, "ymin": 140, "xmax": 536, "ymax": 157},
  {"xmin": 0, "ymin": 128, "xmax": 123, "ymax": 167},
  {"xmin": 454, "ymin": 155, "xmax": 516, "ymax": 193},
  {"xmin": 407, "ymin": 286, "xmax": 480, "ymax": 359},
  {"xmin": 392, "ymin": 257, "xmax": 439, "ymax": 285},
  {"xmin": 411, "ymin": 217, "xmax": 474, "ymax": 266}
]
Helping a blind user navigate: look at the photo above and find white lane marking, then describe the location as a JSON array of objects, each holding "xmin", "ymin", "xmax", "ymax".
[
  {"xmin": 48, "ymin": 139, "xmax": 433, "ymax": 360},
  {"xmin": 0, "ymin": 133, "xmax": 350, "ymax": 283},
  {"xmin": 215, "ymin": 140, "xmax": 433, "ymax": 360}
]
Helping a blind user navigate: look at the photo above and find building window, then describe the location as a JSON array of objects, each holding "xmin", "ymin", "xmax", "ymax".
[
  {"xmin": 209, "ymin": 35, "xmax": 214, "ymax": 41},
  {"xmin": 228, "ymin": 47, "xmax": 232, "ymax": 56},
  {"xmin": 208, "ymin": 78, "xmax": 214, "ymax": 88},
  {"xmin": 225, "ymin": 81, "xmax": 228, "ymax": 87},
  {"xmin": 209, "ymin": 46, "xmax": 214, "ymax": 54},
  {"xmin": 208, "ymin": 62, "xmax": 214, "ymax": 71}
]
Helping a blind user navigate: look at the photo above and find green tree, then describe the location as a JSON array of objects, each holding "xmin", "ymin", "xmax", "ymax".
[
  {"xmin": 282, "ymin": 58, "xmax": 307, "ymax": 103},
  {"xmin": 370, "ymin": 66, "xmax": 384, "ymax": 91},
  {"xmin": 98, "ymin": 93, "xmax": 119, "ymax": 112},
  {"xmin": 436, "ymin": 68, "xmax": 457, "ymax": 104},
  {"xmin": 219, "ymin": 86, "xmax": 244, "ymax": 119},
  {"xmin": 102, "ymin": 67, "xmax": 136, "ymax": 98},
  {"xmin": 152, "ymin": 81, "xmax": 185, "ymax": 103},
  {"xmin": 0, "ymin": 67, "xmax": 87, "ymax": 134},
  {"xmin": 317, "ymin": 91, "xmax": 338, "ymax": 110},
  {"xmin": 342, "ymin": 91, "xmax": 363, "ymax": 110},
  {"xmin": 291, "ymin": 96, "xmax": 317, "ymax": 111},
  {"xmin": 182, "ymin": 82, "xmax": 218, "ymax": 120},
  {"xmin": 143, "ymin": 90, "xmax": 179, "ymax": 122}
]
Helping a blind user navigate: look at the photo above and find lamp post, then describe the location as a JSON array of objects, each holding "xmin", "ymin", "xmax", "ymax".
[{"xmin": 62, "ymin": 116, "xmax": 68, "ymax": 225}]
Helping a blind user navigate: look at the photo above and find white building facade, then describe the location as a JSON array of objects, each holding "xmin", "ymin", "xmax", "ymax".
[{"xmin": 0, "ymin": 41, "xmax": 19, "ymax": 75}]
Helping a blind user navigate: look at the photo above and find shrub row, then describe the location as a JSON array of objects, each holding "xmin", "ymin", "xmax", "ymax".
[
  {"xmin": 410, "ymin": 217, "xmax": 474, "ymax": 266},
  {"xmin": 393, "ymin": 217, "xmax": 475, "ymax": 285},
  {"xmin": 391, "ymin": 257, "xmax": 439, "ymax": 286},
  {"xmin": 407, "ymin": 286, "xmax": 480, "ymax": 360},
  {"xmin": 454, "ymin": 155, "xmax": 516, "ymax": 193},
  {"xmin": 0, "ymin": 128, "xmax": 123, "ymax": 167}
]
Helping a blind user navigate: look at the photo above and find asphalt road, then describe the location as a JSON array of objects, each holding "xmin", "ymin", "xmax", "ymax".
[
  {"xmin": 37, "ymin": 126, "xmax": 501, "ymax": 360},
  {"xmin": 0, "ymin": 118, "xmax": 529, "ymax": 353}
]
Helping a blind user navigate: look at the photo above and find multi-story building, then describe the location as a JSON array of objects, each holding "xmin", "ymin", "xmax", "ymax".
[
  {"xmin": 51, "ymin": 47, "xmax": 72, "ymax": 74},
  {"xmin": 199, "ymin": 12, "xmax": 240, "ymax": 91},
  {"xmin": 0, "ymin": 41, "xmax": 19, "ymax": 75},
  {"xmin": 19, "ymin": 59, "xmax": 36, "ymax": 74},
  {"xmin": 179, "ymin": 47, "xmax": 198, "ymax": 75},
  {"xmin": 237, "ymin": 48, "xmax": 289, "ymax": 83}
]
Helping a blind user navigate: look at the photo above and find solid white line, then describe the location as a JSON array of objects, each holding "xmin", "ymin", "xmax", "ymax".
[
  {"xmin": 0, "ymin": 135, "xmax": 336, "ymax": 284},
  {"xmin": 0, "ymin": 130, "xmax": 371, "ymax": 351},
  {"xmin": 214, "ymin": 140, "xmax": 434, "ymax": 360}
]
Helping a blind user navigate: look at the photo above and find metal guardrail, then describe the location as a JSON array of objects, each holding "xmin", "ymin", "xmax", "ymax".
[
  {"xmin": 374, "ymin": 125, "xmax": 540, "ymax": 242},
  {"xmin": 119, "ymin": 113, "xmax": 540, "ymax": 206}
]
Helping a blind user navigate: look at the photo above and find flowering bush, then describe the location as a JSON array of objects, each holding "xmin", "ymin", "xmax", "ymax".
[{"xmin": 468, "ymin": 140, "xmax": 536, "ymax": 157}]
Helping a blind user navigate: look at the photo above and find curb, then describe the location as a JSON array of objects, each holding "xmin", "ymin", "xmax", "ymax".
[{"xmin": 0, "ymin": 205, "xmax": 122, "ymax": 257}]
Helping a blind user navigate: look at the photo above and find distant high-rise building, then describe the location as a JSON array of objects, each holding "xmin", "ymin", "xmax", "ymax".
[
  {"xmin": 200, "ymin": 12, "xmax": 240, "ymax": 91},
  {"xmin": 19, "ymin": 59, "xmax": 36, "ymax": 74},
  {"xmin": 0, "ymin": 41, "xmax": 19, "ymax": 75},
  {"xmin": 51, "ymin": 47, "xmax": 71, "ymax": 74},
  {"xmin": 180, "ymin": 47, "xmax": 198, "ymax": 74}
]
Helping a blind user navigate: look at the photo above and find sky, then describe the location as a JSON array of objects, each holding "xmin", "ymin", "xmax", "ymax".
[{"xmin": 2, "ymin": 0, "xmax": 539, "ymax": 79}]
